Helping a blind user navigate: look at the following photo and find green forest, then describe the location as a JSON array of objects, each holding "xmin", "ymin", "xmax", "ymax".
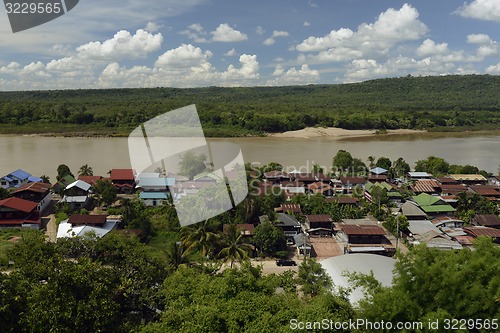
[{"xmin": 1, "ymin": 74, "xmax": 500, "ymax": 136}]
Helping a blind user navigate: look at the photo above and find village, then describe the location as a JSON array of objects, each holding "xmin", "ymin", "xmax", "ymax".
[{"xmin": 1, "ymin": 151, "xmax": 499, "ymax": 275}]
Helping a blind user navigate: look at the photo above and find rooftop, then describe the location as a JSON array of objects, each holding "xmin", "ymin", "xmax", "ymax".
[{"xmin": 0, "ymin": 197, "xmax": 38, "ymax": 213}]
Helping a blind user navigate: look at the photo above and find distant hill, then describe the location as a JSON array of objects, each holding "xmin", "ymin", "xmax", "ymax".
[{"xmin": 0, "ymin": 74, "xmax": 499, "ymax": 136}]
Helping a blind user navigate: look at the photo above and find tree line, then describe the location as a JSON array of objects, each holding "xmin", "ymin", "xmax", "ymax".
[{"xmin": 1, "ymin": 74, "xmax": 500, "ymax": 136}]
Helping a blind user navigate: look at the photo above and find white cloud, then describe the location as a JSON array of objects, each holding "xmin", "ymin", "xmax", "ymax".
[
  {"xmin": 295, "ymin": 3, "xmax": 428, "ymax": 63},
  {"xmin": 455, "ymin": 0, "xmax": 500, "ymax": 22},
  {"xmin": 211, "ymin": 23, "xmax": 248, "ymax": 42},
  {"xmin": 77, "ymin": 29, "xmax": 163, "ymax": 61},
  {"xmin": 224, "ymin": 48, "xmax": 238, "ymax": 56},
  {"xmin": 263, "ymin": 31, "xmax": 289, "ymax": 46},
  {"xmin": 486, "ymin": 62, "xmax": 500, "ymax": 74},
  {"xmin": 304, "ymin": 21, "xmax": 311, "ymax": 27},
  {"xmin": 180, "ymin": 23, "xmax": 209, "ymax": 43},
  {"xmin": 222, "ymin": 54, "xmax": 259, "ymax": 80},
  {"xmin": 256, "ymin": 26, "xmax": 265, "ymax": 35},
  {"xmin": 467, "ymin": 34, "xmax": 493, "ymax": 44},
  {"xmin": 155, "ymin": 44, "xmax": 212, "ymax": 68},
  {"xmin": 416, "ymin": 39, "xmax": 449, "ymax": 57},
  {"xmin": 308, "ymin": 0, "xmax": 318, "ymax": 8},
  {"xmin": 144, "ymin": 21, "xmax": 163, "ymax": 32},
  {"xmin": 268, "ymin": 64, "xmax": 320, "ymax": 85}
]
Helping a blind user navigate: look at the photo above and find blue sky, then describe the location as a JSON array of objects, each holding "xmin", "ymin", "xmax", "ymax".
[{"xmin": 1, "ymin": 0, "xmax": 500, "ymax": 90}]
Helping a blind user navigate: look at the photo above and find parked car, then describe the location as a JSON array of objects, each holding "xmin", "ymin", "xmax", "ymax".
[{"xmin": 275, "ymin": 259, "xmax": 297, "ymax": 266}]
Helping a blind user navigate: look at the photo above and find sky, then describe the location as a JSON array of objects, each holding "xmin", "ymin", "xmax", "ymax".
[{"xmin": 1, "ymin": 0, "xmax": 500, "ymax": 90}]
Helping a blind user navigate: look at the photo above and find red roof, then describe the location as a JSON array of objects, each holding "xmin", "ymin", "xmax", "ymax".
[
  {"xmin": 341, "ymin": 224, "xmax": 386, "ymax": 236},
  {"xmin": 68, "ymin": 214, "xmax": 107, "ymax": 225},
  {"xmin": 12, "ymin": 182, "xmax": 51, "ymax": 194},
  {"xmin": 463, "ymin": 226, "xmax": 500, "ymax": 238},
  {"xmin": 78, "ymin": 176, "xmax": 103, "ymax": 186},
  {"xmin": 0, "ymin": 197, "xmax": 38, "ymax": 213},
  {"xmin": 110, "ymin": 169, "xmax": 135, "ymax": 181},
  {"xmin": 280, "ymin": 203, "xmax": 302, "ymax": 213},
  {"xmin": 412, "ymin": 180, "xmax": 441, "ymax": 193},
  {"xmin": 474, "ymin": 214, "xmax": 500, "ymax": 227}
]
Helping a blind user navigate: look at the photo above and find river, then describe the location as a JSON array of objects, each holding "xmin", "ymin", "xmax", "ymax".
[{"xmin": 0, "ymin": 132, "xmax": 499, "ymax": 181}]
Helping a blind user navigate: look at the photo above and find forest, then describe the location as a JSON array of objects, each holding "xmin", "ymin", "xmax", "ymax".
[{"xmin": 1, "ymin": 74, "xmax": 500, "ymax": 136}]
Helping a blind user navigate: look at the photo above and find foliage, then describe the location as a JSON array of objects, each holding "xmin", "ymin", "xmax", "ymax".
[
  {"xmin": 456, "ymin": 192, "xmax": 499, "ymax": 223},
  {"xmin": 298, "ymin": 258, "xmax": 333, "ymax": 297},
  {"xmin": 390, "ymin": 157, "xmax": 410, "ymax": 178},
  {"xmin": 0, "ymin": 187, "xmax": 11, "ymax": 200},
  {"xmin": 178, "ymin": 151, "xmax": 208, "ymax": 180},
  {"xmin": 356, "ymin": 238, "xmax": 500, "ymax": 329},
  {"xmin": 180, "ymin": 219, "xmax": 220, "ymax": 258},
  {"xmin": 2, "ymin": 75, "xmax": 500, "ymax": 137},
  {"xmin": 375, "ymin": 157, "xmax": 392, "ymax": 171},
  {"xmin": 383, "ymin": 215, "xmax": 409, "ymax": 236},
  {"xmin": 252, "ymin": 220, "xmax": 287, "ymax": 257},
  {"xmin": 218, "ymin": 224, "xmax": 253, "ymax": 268},
  {"xmin": 414, "ymin": 156, "xmax": 450, "ymax": 176},
  {"xmin": 93, "ymin": 178, "xmax": 117, "ymax": 206},
  {"xmin": 56, "ymin": 164, "xmax": 74, "ymax": 181},
  {"xmin": 78, "ymin": 164, "xmax": 94, "ymax": 176}
]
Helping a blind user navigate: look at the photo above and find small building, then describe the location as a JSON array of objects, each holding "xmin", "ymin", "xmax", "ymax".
[
  {"xmin": 305, "ymin": 214, "xmax": 333, "ymax": 236},
  {"xmin": 12, "ymin": 182, "xmax": 52, "ymax": 212},
  {"xmin": 52, "ymin": 174, "xmax": 77, "ymax": 194},
  {"xmin": 263, "ymin": 171, "xmax": 290, "ymax": 185},
  {"xmin": 411, "ymin": 179, "xmax": 441, "ymax": 195},
  {"xmin": 223, "ymin": 223, "xmax": 255, "ymax": 237},
  {"xmin": 294, "ymin": 233, "xmax": 312, "ymax": 256},
  {"xmin": 473, "ymin": 214, "xmax": 500, "ymax": 228},
  {"xmin": 399, "ymin": 201, "xmax": 427, "ymax": 220},
  {"xmin": 0, "ymin": 197, "xmax": 41, "ymax": 228},
  {"xmin": 449, "ymin": 174, "xmax": 488, "ymax": 185},
  {"xmin": 339, "ymin": 177, "xmax": 366, "ymax": 194},
  {"xmin": 78, "ymin": 175, "xmax": 104, "ymax": 187},
  {"xmin": 275, "ymin": 213, "xmax": 302, "ymax": 237},
  {"xmin": 325, "ymin": 197, "xmax": 360, "ymax": 206},
  {"xmin": 307, "ymin": 182, "xmax": 334, "ymax": 196},
  {"xmin": 463, "ymin": 226, "xmax": 500, "ymax": 243},
  {"xmin": 339, "ymin": 224, "xmax": 394, "ymax": 256},
  {"xmin": 410, "ymin": 193, "xmax": 456, "ymax": 217},
  {"xmin": 139, "ymin": 192, "xmax": 169, "ymax": 206},
  {"xmin": 57, "ymin": 214, "xmax": 121, "ymax": 239},
  {"xmin": 59, "ymin": 180, "xmax": 92, "ymax": 210},
  {"xmin": 364, "ymin": 181, "xmax": 402, "ymax": 203},
  {"xmin": 291, "ymin": 173, "xmax": 331, "ymax": 185},
  {"xmin": 1, "ymin": 169, "xmax": 41, "ymax": 189},
  {"xmin": 110, "ymin": 169, "xmax": 136, "ymax": 194},
  {"xmin": 470, "ymin": 185, "xmax": 500, "ymax": 200},
  {"xmin": 407, "ymin": 172, "xmax": 432, "ymax": 180}
]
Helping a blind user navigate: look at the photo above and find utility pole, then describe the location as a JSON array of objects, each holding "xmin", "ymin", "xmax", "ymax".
[{"xmin": 395, "ymin": 216, "xmax": 399, "ymax": 251}]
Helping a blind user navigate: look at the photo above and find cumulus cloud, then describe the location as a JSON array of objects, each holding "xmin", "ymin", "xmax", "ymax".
[
  {"xmin": 467, "ymin": 33, "xmax": 493, "ymax": 44},
  {"xmin": 144, "ymin": 21, "xmax": 163, "ymax": 32},
  {"xmin": 211, "ymin": 24, "xmax": 248, "ymax": 42},
  {"xmin": 255, "ymin": 26, "xmax": 265, "ymax": 35},
  {"xmin": 304, "ymin": 21, "xmax": 311, "ymax": 27},
  {"xmin": 224, "ymin": 48, "xmax": 238, "ymax": 56},
  {"xmin": 155, "ymin": 44, "xmax": 213, "ymax": 68},
  {"xmin": 180, "ymin": 23, "xmax": 209, "ymax": 43},
  {"xmin": 222, "ymin": 54, "xmax": 259, "ymax": 80},
  {"xmin": 268, "ymin": 64, "xmax": 320, "ymax": 85},
  {"xmin": 416, "ymin": 39, "xmax": 449, "ymax": 57},
  {"xmin": 455, "ymin": 0, "xmax": 500, "ymax": 22},
  {"xmin": 263, "ymin": 30, "xmax": 290, "ymax": 46},
  {"xmin": 295, "ymin": 4, "xmax": 428, "ymax": 63},
  {"xmin": 77, "ymin": 29, "xmax": 163, "ymax": 60},
  {"xmin": 486, "ymin": 62, "xmax": 500, "ymax": 74}
]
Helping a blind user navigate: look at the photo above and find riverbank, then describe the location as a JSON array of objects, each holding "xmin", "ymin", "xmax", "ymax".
[{"xmin": 267, "ymin": 127, "xmax": 425, "ymax": 139}]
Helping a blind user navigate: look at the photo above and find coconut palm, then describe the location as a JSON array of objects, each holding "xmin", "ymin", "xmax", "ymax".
[
  {"xmin": 78, "ymin": 164, "xmax": 93, "ymax": 176},
  {"xmin": 180, "ymin": 219, "xmax": 219, "ymax": 258},
  {"xmin": 165, "ymin": 241, "xmax": 190, "ymax": 272},
  {"xmin": 218, "ymin": 224, "xmax": 252, "ymax": 268}
]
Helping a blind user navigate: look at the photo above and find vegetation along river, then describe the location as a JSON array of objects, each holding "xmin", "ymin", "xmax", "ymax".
[{"xmin": 0, "ymin": 132, "xmax": 499, "ymax": 181}]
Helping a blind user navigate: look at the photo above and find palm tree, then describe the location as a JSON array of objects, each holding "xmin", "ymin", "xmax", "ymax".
[
  {"xmin": 78, "ymin": 164, "xmax": 93, "ymax": 176},
  {"xmin": 368, "ymin": 156, "xmax": 376, "ymax": 169},
  {"xmin": 180, "ymin": 219, "xmax": 219, "ymax": 258},
  {"xmin": 165, "ymin": 241, "xmax": 190, "ymax": 272},
  {"xmin": 40, "ymin": 175, "xmax": 50, "ymax": 184},
  {"xmin": 218, "ymin": 224, "xmax": 252, "ymax": 268}
]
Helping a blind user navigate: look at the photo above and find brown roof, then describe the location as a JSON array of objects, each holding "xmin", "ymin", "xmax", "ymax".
[
  {"xmin": 368, "ymin": 175, "xmax": 387, "ymax": 181},
  {"xmin": 440, "ymin": 184, "xmax": 467, "ymax": 194},
  {"xmin": 0, "ymin": 197, "xmax": 38, "ymax": 213},
  {"xmin": 412, "ymin": 180, "xmax": 441, "ymax": 193},
  {"xmin": 306, "ymin": 214, "xmax": 332, "ymax": 223},
  {"xmin": 263, "ymin": 171, "xmax": 289, "ymax": 178},
  {"xmin": 470, "ymin": 185, "xmax": 500, "ymax": 197},
  {"xmin": 437, "ymin": 177, "xmax": 459, "ymax": 184},
  {"xmin": 339, "ymin": 177, "xmax": 366, "ymax": 185},
  {"xmin": 474, "ymin": 214, "xmax": 500, "ymax": 227},
  {"xmin": 110, "ymin": 169, "xmax": 135, "ymax": 181},
  {"xmin": 463, "ymin": 226, "xmax": 500, "ymax": 238},
  {"xmin": 12, "ymin": 182, "xmax": 51, "ymax": 194},
  {"xmin": 292, "ymin": 173, "xmax": 331, "ymax": 182},
  {"xmin": 341, "ymin": 224, "xmax": 386, "ymax": 236},
  {"xmin": 68, "ymin": 214, "xmax": 107, "ymax": 225},
  {"xmin": 223, "ymin": 223, "xmax": 255, "ymax": 235},
  {"xmin": 280, "ymin": 203, "xmax": 302, "ymax": 213}
]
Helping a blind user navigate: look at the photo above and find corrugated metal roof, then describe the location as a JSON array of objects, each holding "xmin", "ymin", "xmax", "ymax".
[
  {"xmin": 137, "ymin": 177, "xmax": 175, "ymax": 187},
  {"xmin": 139, "ymin": 192, "xmax": 169, "ymax": 199},
  {"xmin": 341, "ymin": 224, "xmax": 386, "ymax": 236},
  {"xmin": 66, "ymin": 180, "xmax": 91, "ymax": 192},
  {"xmin": 110, "ymin": 169, "xmax": 135, "ymax": 181},
  {"xmin": 474, "ymin": 214, "xmax": 500, "ymax": 227},
  {"xmin": 0, "ymin": 197, "xmax": 38, "ymax": 212},
  {"xmin": 68, "ymin": 214, "xmax": 107, "ymax": 225},
  {"xmin": 12, "ymin": 182, "xmax": 51, "ymax": 194},
  {"xmin": 464, "ymin": 226, "xmax": 500, "ymax": 238},
  {"xmin": 450, "ymin": 174, "xmax": 487, "ymax": 181},
  {"xmin": 9, "ymin": 169, "xmax": 31, "ymax": 180},
  {"xmin": 306, "ymin": 214, "xmax": 332, "ymax": 223}
]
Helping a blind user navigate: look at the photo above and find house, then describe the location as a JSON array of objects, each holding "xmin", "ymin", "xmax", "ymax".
[
  {"xmin": 339, "ymin": 177, "xmax": 366, "ymax": 194},
  {"xmin": 52, "ymin": 174, "xmax": 77, "ymax": 194},
  {"xmin": 176, "ymin": 181, "xmax": 214, "ymax": 196},
  {"xmin": 407, "ymin": 172, "xmax": 432, "ymax": 180},
  {"xmin": 440, "ymin": 184, "xmax": 467, "ymax": 196},
  {"xmin": 473, "ymin": 214, "xmax": 500, "ymax": 228},
  {"xmin": 307, "ymin": 182, "xmax": 334, "ymax": 196},
  {"xmin": 489, "ymin": 175, "xmax": 500, "ymax": 187},
  {"xmin": 411, "ymin": 179, "xmax": 441, "ymax": 195},
  {"xmin": 369, "ymin": 167, "xmax": 388, "ymax": 183},
  {"xmin": 193, "ymin": 171, "xmax": 220, "ymax": 182},
  {"xmin": 59, "ymin": 180, "xmax": 92, "ymax": 210},
  {"xmin": 294, "ymin": 233, "xmax": 312, "ymax": 256},
  {"xmin": 291, "ymin": 173, "xmax": 331, "ymax": 185},
  {"xmin": 413, "ymin": 229, "xmax": 462, "ymax": 250},
  {"xmin": 325, "ymin": 197, "xmax": 360, "ymax": 206},
  {"xmin": 449, "ymin": 174, "xmax": 487, "ymax": 185},
  {"xmin": 274, "ymin": 213, "xmax": 302, "ymax": 237},
  {"xmin": 78, "ymin": 175, "xmax": 104, "ymax": 187},
  {"xmin": 338, "ymin": 224, "xmax": 394, "ymax": 256},
  {"xmin": 399, "ymin": 201, "xmax": 427, "ymax": 220},
  {"xmin": 370, "ymin": 167, "xmax": 388, "ymax": 175},
  {"xmin": 136, "ymin": 177, "xmax": 175, "ymax": 192},
  {"xmin": 463, "ymin": 226, "xmax": 500, "ymax": 243},
  {"xmin": 469, "ymin": 185, "xmax": 500, "ymax": 200},
  {"xmin": 263, "ymin": 171, "xmax": 290, "ymax": 184},
  {"xmin": 57, "ymin": 214, "xmax": 121, "ymax": 239},
  {"xmin": 110, "ymin": 169, "xmax": 136, "ymax": 194},
  {"xmin": 0, "ymin": 197, "xmax": 41, "ymax": 228},
  {"xmin": 436, "ymin": 176, "xmax": 459, "ymax": 185},
  {"xmin": 305, "ymin": 214, "xmax": 333, "ymax": 236},
  {"xmin": 410, "ymin": 193, "xmax": 456, "ymax": 217},
  {"xmin": 139, "ymin": 192, "xmax": 169, "ymax": 207},
  {"xmin": 432, "ymin": 216, "xmax": 465, "ymax": 228},
  {"xmin": 223, "ymin": 223, "xmax": 254, "ymax": 237},
  {"xmin": 12, "ymin": 182, "xmax": 51, "ymax": 212},
  {"xmin": 1, "ymin": 169, "xmax": 41, "ymax": 189}
]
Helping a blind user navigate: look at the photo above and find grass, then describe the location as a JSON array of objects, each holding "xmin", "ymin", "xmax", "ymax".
[
  {"xmin": 0, "ymin": 228, "xmax": 23, "ymax": 267},
  {"xmin": 144, "ymin": 231, "xmax": 179, "ymax": 263}
]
